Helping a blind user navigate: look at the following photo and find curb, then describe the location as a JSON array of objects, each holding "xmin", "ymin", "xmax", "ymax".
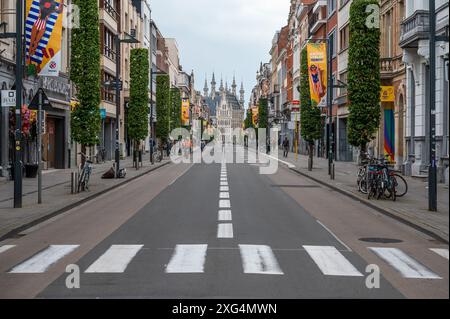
[
  {"xmin": 0, "ymin": 161, "xmax": 171, "ymax": 242},
  {"xmin": 288, "ymin": 166, "xmax": 449, "ymax": 245}
]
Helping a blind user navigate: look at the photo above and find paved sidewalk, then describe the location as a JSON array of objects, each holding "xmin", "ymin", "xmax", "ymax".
[
  {"xmin": 274, "ymin": 150, "xmax": 449, "ymax": 243},
  {"xmin": 0, "ymin": 156, "xmax": 171, "ymax": 240}
]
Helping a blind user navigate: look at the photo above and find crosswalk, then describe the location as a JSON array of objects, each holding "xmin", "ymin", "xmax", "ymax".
[{"xmin": 1, "ymin": 244, "xmax": 447, "ymax": 280}]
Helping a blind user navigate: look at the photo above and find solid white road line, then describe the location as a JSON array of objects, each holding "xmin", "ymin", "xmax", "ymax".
[
  {"xmin": 239, "ymin": 245, "xmax": 284, "ymax": 275},
  {"xmin": 219, "ymin": 200, "xmax": 231, "ymax": 208},
  {"xmin": 220, "ymin": 186, "xmax": 229, "ymax": 192},
  {"xmin": 303, "ymin": 246, "xmax": 363, "ymax": 277},
  {"xmin": 316, "ymin": 220, "xmax": 352, "ymax": 252},
  {"xmin": 85, "ymin": 245, "xmax": 144, "ymax": 273},
  {"xmin": 9, "ymin": 245, "xmax": 79, "ymax": 273},
  {"xmin": 165, "ymin": 244, "xmax": 208, "ymax": 273},
  {"xmin": 220, "ymin": 192, "xmax": 230, "ymax": 199},
  {"xmin": 218, "ymin": 210, "xmax": 232, "ymax": 221},
  {"xmin": 369, "ymin": 247, "xmax": 441, "ymax": 279},
  {"xmin": 217, "ymin": 224, "xmax": 234, "ymax": 238},
  {"xmin": 0, "ymin": 245, "xmax": 15, "ymax": 254},
  {"xmin": 430, "ymin": 248, "xmax": 449, "ymax": 260}
]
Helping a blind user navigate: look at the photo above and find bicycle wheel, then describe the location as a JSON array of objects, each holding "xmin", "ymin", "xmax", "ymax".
[
  {"xmin": 78, "ymin": 169, "xmax": 86, "ymax": 193},
  {"xmin": 394, "ymin": 174, "xmax": 408, "ymax": 197}
]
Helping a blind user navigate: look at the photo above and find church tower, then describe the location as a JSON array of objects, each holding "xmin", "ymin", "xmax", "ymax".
[
  {"xmin": 239, "ymin": 82, "xmax": 245, "ymax": 106},
  {"xmin": 211, "ymin": 72, "xmax": 216, "ymax": 99},
  {"xmin": 232, "ymin": 75, "xmax": 237, "ymax": 96},
  {"xmin": 203, "ymin": 76, "xmax": 209, "ymax": 97}
]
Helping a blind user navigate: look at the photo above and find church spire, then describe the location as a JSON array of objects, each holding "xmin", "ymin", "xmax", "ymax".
[
  {"xmin": 219, "ymin": 77, "xmax": 224, "ymax": 92},
  {"xmin": 203, "ymin": 76, "xmax": 209, "ymax": 97},
  {"xmin": 239, "ymin": 81, "xmax": 245, "ymax": 106},
  {"xmin": 232, "ymin": 75, "xmax": 237, "ymax": 96},
  {"xmin": 211, "ymin": 72, "xmax": 216, "ymax": 99}
]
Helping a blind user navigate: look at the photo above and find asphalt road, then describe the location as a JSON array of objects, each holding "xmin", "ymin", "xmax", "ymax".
[{"xmin": 0, "ymin": 146, "xmax": 448, "ymax": 298}]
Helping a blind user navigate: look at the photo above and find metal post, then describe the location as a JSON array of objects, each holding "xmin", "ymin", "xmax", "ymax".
[
  {"xmin": 14, "ymin": 0, "xmax": 23, "ymax": 208},
  {"xmin": 150, "ymin": 69, "xmax": 154, "ymax": 164},
  {"xmin": 429, "ymin": 0, "xmax": 437, "ymax": 211},
  {"xmin": 37, "ymin": 90, "xmax": 42, "ymax": 204},
  {"xmin": 327, "ymin": 38, "xmax": 334, "ymax": 178},
  {"xmin": 115, "ymin": 34, "xmax": 121, "ymax": 178}
]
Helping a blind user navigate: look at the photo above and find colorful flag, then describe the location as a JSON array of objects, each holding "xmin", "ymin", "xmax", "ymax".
[
  {"xmin": 307, "ymin": 43, "xmax": 327, "ymax": 105},
  {"xmin": 25, "ymin": 0, "xmax": 64, "ymax": 76}
]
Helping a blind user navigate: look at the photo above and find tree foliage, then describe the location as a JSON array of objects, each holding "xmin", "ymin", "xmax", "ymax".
[
  {"xmin": 170, "ymin": 88, "xmax": 182, "ymax": 130},
  {"xmin": 300, "ymin": 48, "xmax": 322, "ymax": 143},
  {"xmin": 155, "ymin": 74, "xmax": 171, "ymax": 142},
  {"xmin": 244, "ymin": 107, "xmax": 254, "ymax": 129},
  {"xmin": 128, "ymin": 48, "xmax": 150, "ymax": 144},
  {"xmin": 258, "ymin": 98, "xmax": 268, "ymax": 129},
  {"xmin": 70, "ymin": 0, "xmax": 101, "ymax": 147},
  {"xmin": 347, "ymin": 0, "xmax": 381, "ymax": 152}
]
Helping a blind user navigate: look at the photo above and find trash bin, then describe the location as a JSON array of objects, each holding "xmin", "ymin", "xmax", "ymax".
[{"xmin": 25, "ymin": 164, "xmax": 38, "ymax": 178}]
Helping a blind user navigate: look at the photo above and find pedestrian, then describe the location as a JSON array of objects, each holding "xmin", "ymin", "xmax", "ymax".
[{"xmin": 283, "ymin": 137, "xmax": 290, "ymax": 158}]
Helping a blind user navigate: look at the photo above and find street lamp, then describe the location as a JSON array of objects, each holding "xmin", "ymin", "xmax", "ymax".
[{"xmin": 114, "ymin": 30, "xmax": 139, "ymax": 178}]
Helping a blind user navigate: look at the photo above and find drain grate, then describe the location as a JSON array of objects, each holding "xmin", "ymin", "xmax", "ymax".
[{"xmin": 359, "ymin": 237, "xmax": 403, "ymax": 244}]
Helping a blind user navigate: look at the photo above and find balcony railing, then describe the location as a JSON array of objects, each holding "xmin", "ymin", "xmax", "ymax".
[
  {"xmin": 380, "ymin": 55, "xmax": 405, "ymax": 77},
  {"xmin": 400, "ymin": 10, "xmax": 429, "ymax": 48},
  {"xmin": 309, "ymin": 11, "xmax": 326, "ymax": 35}
]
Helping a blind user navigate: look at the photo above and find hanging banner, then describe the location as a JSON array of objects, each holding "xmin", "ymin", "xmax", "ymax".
[
  {"xmin": 384, "ymin": 106, "xmax": 395, "ymax": 163},
  {"xmin": 251, "ymin": 107, "xmax": 259, "ymax": 127},
  {"xmin": 381, "ymin": 86, "xmax": 395, "ymax": 102},
  {"xmin": 25, "ymin": 0, "xmax": 64, "ymax": 77},
  {"xmin": 181, "ymin": 98, "xmax": 190, "ymax": 126},
  {"xmin": 307, "ymin": 43, "xmax": 327, "ymax": 106}
]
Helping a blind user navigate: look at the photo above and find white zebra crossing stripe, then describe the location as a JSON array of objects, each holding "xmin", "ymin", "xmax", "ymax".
[
  {"xmin": 85, "ymin": 245, "xmax": 144, "ymax": 273},
  {"xmin": 303, "ymin": 246, "xmax": 363, "ymax": 277},
  {"xmin": 220, "ymin": 186, "xmax": 229, "ymax": 192},
  {"xmin": 9, "ymin": 245, "xmax": 79, "ymax": 273},
  {"xmin": 430, "ymin": 248, "xmax": 449, "ymax": 260},
  {"xmin": 0, "ymin": 245, "xmax": 15, "ymax": 254},
  {"xmin": 217, "ymin": 223, "xmax": 234, "ymax": 238},
  {"xmin": 166, "ymin": 245, "xmax": 208, "ymax": 273},
  {"xmin": 218, "ymin": 210, "xmax": 232, "ymax": 221},
  {"xmin": 239, "ymin": 245, "xmax": 284, "ymax": 275},
  {"xmin": 369, "ymin": 247, "xmax": 441, "ymax": 279},
  {"xmin": 219, "ymin": 200, "xmax": 231, "ymax": 208},
  {"xmin": 220, "ymin": 182, "xmax": 228, "ymax": 186},
  {"xmin": 220, "ymin": 192, "xmax": 230, "ymax": 199}
]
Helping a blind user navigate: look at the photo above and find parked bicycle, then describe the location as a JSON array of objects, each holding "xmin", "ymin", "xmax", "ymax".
[
  {"xmin": 357, "ymin": 154, "xmax": 408, "ymax": 200},
  {"xmin": 78, "ymin": 152, "xmax": 94, "ymax": 192}
]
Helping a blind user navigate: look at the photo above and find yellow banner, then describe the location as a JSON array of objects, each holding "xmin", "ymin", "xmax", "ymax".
[
  {"xmin": 25, "ymin": 0, "xmax": 64, "ymax": 76},
  {"xmin": 380, "ymin": 86, "xmax": 395, "ymax": 102},
  {"xmin": 307, "ymin": 43, "xmax": 327, "ymax": 105},
  {"xmin": 181, "ymin": 99, "xmax": 190, "ymax": 126},
  {"xmin": 252, "ymin": 107, "xmax": 259, "ymax": 127}
]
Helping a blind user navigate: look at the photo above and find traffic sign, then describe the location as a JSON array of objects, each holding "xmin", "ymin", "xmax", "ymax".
[
  {"xmin": 1, "ymin": 90, "xmax": 16, "ymax": 107},
  {"xmin": 28, "ymin": 88, "xmax": 53, "ymax": 111}
]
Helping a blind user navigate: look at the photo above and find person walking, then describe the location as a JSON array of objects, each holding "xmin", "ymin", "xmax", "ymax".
[{"xmin": 282, "ymin": 137, "xmax": 290, "ymax": 158}]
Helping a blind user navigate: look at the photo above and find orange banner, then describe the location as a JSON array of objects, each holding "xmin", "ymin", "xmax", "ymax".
[{"xmin": 307, "ymin": 43, "xmax": 327, "ymax": 105}]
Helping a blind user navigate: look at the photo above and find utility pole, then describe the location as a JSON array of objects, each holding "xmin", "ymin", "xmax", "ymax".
[
  {"xmin": 14, "ymin": 0, "xmax": 23, "ymax": 208},
  {"xmin": 428, "ymin": 0, "xmax": 437, "ymax": 211},
  {"xmin": 115, "ymin": 34, "xmax": 121, "ymax": 178},
  {"xmin": 37, "ymin": 90, "xmax": 43, "ymax": 204}
]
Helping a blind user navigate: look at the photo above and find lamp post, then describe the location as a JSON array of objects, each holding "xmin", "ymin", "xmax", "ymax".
[{"xmin": 114, "ymin": 30, "xmax": 139, "ymax": 178}]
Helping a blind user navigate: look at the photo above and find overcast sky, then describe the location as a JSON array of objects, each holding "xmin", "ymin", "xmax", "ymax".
[{"xmin": 151, "ymin": 0, "xmax": 290, "ymax": 108}]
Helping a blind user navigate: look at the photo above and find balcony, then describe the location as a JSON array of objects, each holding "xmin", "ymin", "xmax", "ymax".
[
  {"xmin": 400, "ymin": 10, "xmax": 430, "ymax": 48},
  {"xmin": 309, "ymin": 9, "xmax": 327, "ymax": 35},
  {"xmin": 380, "ymin": 55, "xmax": 405, "ymax": 79}
]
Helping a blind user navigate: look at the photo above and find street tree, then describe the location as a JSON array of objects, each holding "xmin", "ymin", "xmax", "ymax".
[
  {"xmin": 156, "ymin": 74, "xmax": 171, "ymax": 155},
  {"xmin": 128, "ymin": 48, "xmax": 149, "ymax": 168},
  {"xmin": 70, "ymin": 0, "xmax": 101, "ymax": 164},
  {"xmin": 170, "ymin": 88, "xmax": 182, "ymax": 131},
  {"xmin": 347, "ymin": 0, "xmax": 381, "ymax": 156},
  {"xmin": 300, "ymin": 47, "xmax": 322, "ymax": 171}
]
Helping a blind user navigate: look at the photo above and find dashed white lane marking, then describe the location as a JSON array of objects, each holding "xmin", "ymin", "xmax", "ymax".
[
  {"xmin": 220, "ymin": 192, "xmax": 230, "ymax": 199},
  {"xmin": 85, "ymin": 245, "xmax": 144, "ymax": 273},
  {"xmin": 430, "ymin": 248, "xmax": 449, "ymax": 260},
  {"xmin": 9, "ymin": 245, "xmax": 79, "ymax": 273},
  {"xmin": 217, "ymin": 224, "xmax": 234, "ymax": 238},
  {"xmin": 316, "ymin": 220, "xmax": 352, "ymax": 252},
  {"xmin": 0, "ymin": 245, "xmax": 15, "ymax": 254},
  {"xmin": 369, "ymin": 247, "xmax": 441, "ymax": 279},
  {"xmin": 239, "ymin": 245, "xmax": 284, "ymax": 275},
  {"xmin": 165, "ymin": 245, "xmax": 208, "ymax": 273},
  {"xmin": 219, "ymin": 200, "xmax": 231, "ymax": 208},
  {"xmin": 218, "ymin": 210, "xmax": 232, "ymax": 221},
  {"xmin": 303, "ymin": 246, "xmax": 363, "ymax": 277},
  {"xmin": 220, "ymin": 186, "xmax": 229, "ymax": 192}
]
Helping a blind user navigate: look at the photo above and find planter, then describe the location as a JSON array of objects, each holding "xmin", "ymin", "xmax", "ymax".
[{"xmin": 25, "ymin": 164, "xmax": 38, "ymax": 178}]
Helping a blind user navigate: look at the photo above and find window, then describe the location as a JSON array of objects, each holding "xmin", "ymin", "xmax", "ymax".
[
  {"xmin": 328, "ymin": 0, "xmax": 336, "ymax": 16},
  {"xmin": 339, "ymin": 72, "xmax": 348, "ymax": 97},
  {"xmin": 329, "ymin": 29, "xmax": 337, "ymax": 58},
  {"xmin": 103, "ymin": 27, "xmax": 116, "ymax": 60},
  {"xmin": 102, "ymin": 72, "xmax": 116, "ymax": 103},
  {"xmin": 339, "ymin": 24, "xmax": 349, "ymax": 52}
]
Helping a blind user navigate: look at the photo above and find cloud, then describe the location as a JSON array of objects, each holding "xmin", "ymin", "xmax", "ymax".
[{"xmin": 151, "ymin": 0, "xmax": 290, "ymax": 105}]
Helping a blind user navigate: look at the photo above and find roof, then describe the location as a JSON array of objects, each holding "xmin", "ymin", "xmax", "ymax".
[{"xmin": 203, "ymin": 91, "xmax": 243, "ymax": 115}]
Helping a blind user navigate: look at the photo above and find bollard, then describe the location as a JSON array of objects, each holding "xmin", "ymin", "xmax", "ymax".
[{"xmin": 331, "ymin": 163, "xmax": 335, "ymax": 180}]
